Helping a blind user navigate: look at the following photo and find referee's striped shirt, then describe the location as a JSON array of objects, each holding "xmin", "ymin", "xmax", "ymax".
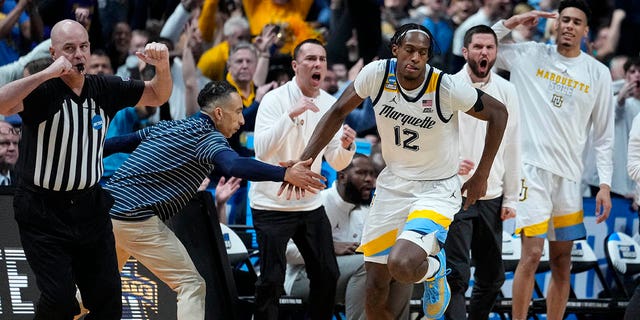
[
  {"xmin": 18, "ymin": 75, "xmax": 144, "ymax": 191},
  {"xmin": 105, "ymin": 113, "xmax": 232, "ymax": 221}
]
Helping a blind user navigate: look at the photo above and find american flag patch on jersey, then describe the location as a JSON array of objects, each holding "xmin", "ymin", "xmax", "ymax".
[{"xmin": 422, "ymin": 99, "xmax": 433, "ymax": 112}]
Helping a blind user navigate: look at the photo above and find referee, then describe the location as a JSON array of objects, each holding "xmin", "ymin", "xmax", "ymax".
[{"xmin": 0, "ymin": 19, "xmax": 172, "ymax": 319}]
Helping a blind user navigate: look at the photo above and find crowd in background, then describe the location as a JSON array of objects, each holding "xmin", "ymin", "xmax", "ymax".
[
  {"xmin": 1, "ymin": 0, "xmax": 640, "ymax": 319},
  {"xmin": 0, "ymin": 0, "xmax": 638, "ymax": 205}
]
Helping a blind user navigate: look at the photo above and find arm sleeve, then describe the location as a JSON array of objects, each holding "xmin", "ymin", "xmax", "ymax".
[
  {"xmin": 501, "ymin": 84, "xmax": 521, "ymax": 209},
  {"xmin": 492, "ymin": 20, "xmax": 524, "ymax": 72},
  {"xmin": 0, "ymin": 38, "xmax": 51, "ymax": 86},
  {"xmin": 160, "ymin": 3, "xmax": 191, "ymax": 44},
  {"xmin": 252, "ymin": 90, "xmax": 298, "ymax": 160},
  {"xmin": 323, "ymin": 127, "xmax": 356, "ymax": 172},
  {"xmin": 591, "ymin": 68, "xmax": 615, "ymax": 187},
  {"xmin": 103, "ymin": 131, "xmax": 143, "ymax": 157},
  {"xmin": 628, "ymin": 114, "xmax": 640, "ymax": 182},
  {"xmin": 213, "ymin": 149, "xmax": 286, "ymax": 181},
  {"xmin": 492, "ymin": 20, "xmax": 512, "ymax": 41}
]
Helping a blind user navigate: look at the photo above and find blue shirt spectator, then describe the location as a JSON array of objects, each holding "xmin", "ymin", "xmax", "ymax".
[{"xmin": 0, "ymin": 0, "xmax": 29, "ymax": 66}]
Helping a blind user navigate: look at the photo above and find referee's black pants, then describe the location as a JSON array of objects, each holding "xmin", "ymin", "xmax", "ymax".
[
  {"xmin": 444, "ymin": 196, "xmax": 505, "ymax": 320},
  {"xmin": 13, "ymin": 184, "xmax": 122, "ymax": 320},
  {"xmin": 252, "ymin": 206, "xmax": 339, "ymax": 320}
]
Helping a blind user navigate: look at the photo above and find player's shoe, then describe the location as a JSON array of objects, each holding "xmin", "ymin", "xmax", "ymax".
[{"xmin": 422, "ymin": 248, "xmax": 451, "ymax": 319}]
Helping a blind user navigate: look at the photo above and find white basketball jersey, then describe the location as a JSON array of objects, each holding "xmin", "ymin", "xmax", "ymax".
[{"xmin": 354, "ymin": 59, "xmax": 478, "ymax": 180}]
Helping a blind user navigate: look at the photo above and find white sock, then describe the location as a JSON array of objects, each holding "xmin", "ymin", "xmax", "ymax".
[
  {"xmin": 425, "ymin": 256, "xmax": 441, "ymax": 278},
  {"xmin": 416, "ymin": 256, "xmax": 441, "ymax": 283}
]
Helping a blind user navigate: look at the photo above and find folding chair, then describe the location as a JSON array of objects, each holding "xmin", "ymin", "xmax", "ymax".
[
  {"xmin": 564, "ymin": 239, "xmax": 614, "ymax": 317},
  {"xmin": 604, "ymin": 232, "xmax": 640, "ymax": 313}
]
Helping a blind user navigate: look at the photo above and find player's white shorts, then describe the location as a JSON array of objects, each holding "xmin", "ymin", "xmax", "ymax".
[
  {"xmin": 515, "ymin": 164, "xmax": 585, "ymax": 241},
  {"xmin": 358, "ymin": 167, "xmax": 461, "ymax": 264}
]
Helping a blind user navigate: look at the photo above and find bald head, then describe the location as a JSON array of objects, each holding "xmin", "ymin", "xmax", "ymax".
[
  {"xmin": 50, "ymin": 20, "xmax": 88, "ymax": 46},
  {"xmin": 49, "ymin": 19, "xmax": 90, "ymax": 74}
]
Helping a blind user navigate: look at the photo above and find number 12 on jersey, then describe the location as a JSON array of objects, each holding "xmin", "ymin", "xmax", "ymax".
[{"xmin": 394, "ymin": 126, "xmax": 420, "ymax": 151}]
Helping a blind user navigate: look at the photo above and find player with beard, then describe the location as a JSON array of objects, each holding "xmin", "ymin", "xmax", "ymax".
[
  {"xmin": 288, "ymin": 23, "xmax": 508, "ymax": 320},
  {"xmin": 492, "ymin": 1, "xmax": 614, "ymax": 319},
  {"xmin": 444, "ymin": 25, "xmax": 521, "ymax": 320}
]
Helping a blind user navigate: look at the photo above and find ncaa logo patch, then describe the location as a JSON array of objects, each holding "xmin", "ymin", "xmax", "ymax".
[
  {"xmin": 385, "ymin": 74, "xmax": 397, "ymax": 90},
  {"xmin": 92, "ymin": 115, "xmax": 103, "ymax": 130}
]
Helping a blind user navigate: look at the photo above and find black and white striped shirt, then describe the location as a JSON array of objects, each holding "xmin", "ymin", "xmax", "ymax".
[
  {"xmin": 105, "ymin": 113, "xmax": 232, "ymax": 221},
  {"xmin": 18, "ymin": 75, "xmax": 144, "ymax": 191}
]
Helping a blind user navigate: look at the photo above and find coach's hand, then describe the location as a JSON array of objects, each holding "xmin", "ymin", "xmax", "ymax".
[{"xmin": 280, "ymin": 158, "xmax": 326, "ymax": 200}]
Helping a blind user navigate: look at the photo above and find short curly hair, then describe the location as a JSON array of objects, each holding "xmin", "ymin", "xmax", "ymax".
[{"xmin": 197, "ymin": 81, "xmax": 238, "ymax": 112}]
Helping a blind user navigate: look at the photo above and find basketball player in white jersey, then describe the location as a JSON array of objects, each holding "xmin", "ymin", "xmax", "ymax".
[
  {"xmin": 492, "ymin": 1, "xmax": 614, "ymax": 319},
  {"xmin": 287, "ymin": 23, "xmax": 508, "ymax": 320}
]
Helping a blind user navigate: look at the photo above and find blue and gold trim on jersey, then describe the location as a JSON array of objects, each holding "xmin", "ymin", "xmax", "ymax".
[
  {"xmin": 358, "ymin": 229, "xmax": 398, "ymax": 257},
  {"xmin": 404, "ymin": 209, "xmax": 450, "ymax": 244},
  {"xmin": 552, "ymin": 210, "xmax": 586, "ymax": 240},
  {"xmin": 358, "ymin": 208, "xmax": 452, "ymax": 257},
  {"xmin": 384, "ymin": 60, "xmax": 398, "ymax": 92},
  {"xmin": 515, "ymin": 210, "xmax": 585, "ymax": 240},
  {"xmin": 516, "ymin": 219, "xmax": 549, "ymax": 238},
  {"xmin": 372, "ymin": 59, "xmax": 451, "ymax": 124},
  {"xmin": 373, "ymin": 59, "xmax": 442, "ymax": 104},
  {"xmin": 426, "ymin": 72, "xmax": 440, "ymax": 94}
]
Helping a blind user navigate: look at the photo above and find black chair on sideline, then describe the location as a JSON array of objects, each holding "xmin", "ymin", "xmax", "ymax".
[
  {"xmin": 604, "ymin": 231, "xmax": 640, "ymax": 314},
  {"xmin": 565, "ymin": 239, "xmax": 616, "ymax": 318}
]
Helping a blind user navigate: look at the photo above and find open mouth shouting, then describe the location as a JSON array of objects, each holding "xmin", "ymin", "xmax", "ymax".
[
  {"xmin": 479, "ymin": 59, "xmax": 488, "ymax": 69},
  {"xmin": 311, "ymin": 72, "xmax": 322, "ymax": 86},
  {"xmin": 474, "ymin": 58, "xmax": 490, "ymax": 77}
]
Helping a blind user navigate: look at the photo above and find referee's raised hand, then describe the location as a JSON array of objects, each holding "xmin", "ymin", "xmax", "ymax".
[
  {"xmin": 47, "ymin": 56, "xmax": 75, "ymax": 78},
  {"xmin": 135, "ymin": 42, "xmax": 170, "ymax": 68}
]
